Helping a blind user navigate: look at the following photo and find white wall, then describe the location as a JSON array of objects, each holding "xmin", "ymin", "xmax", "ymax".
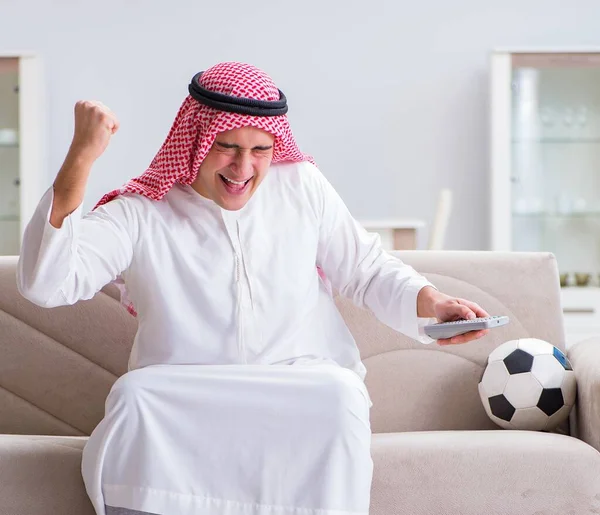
[{"xmin": 1, "ymin": 0, "xmax": 599, "ymax": 249}]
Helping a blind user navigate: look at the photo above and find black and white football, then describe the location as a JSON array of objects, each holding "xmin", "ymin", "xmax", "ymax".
[{"xmin": 478, "ymin": 338, "xmax": 576, "ymax": 431}]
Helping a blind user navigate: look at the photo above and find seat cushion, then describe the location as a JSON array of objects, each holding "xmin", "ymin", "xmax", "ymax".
[
  {"xmin": 2, "ymin": 431, "xmax": 599, "ymax": 515},
  {"xmin": 371, "ymin": 430, "xmax": 600, "ymax": 515},
  {"xmin": 0, "ymin": 435, "xmax": 95, "ymax": 515}
]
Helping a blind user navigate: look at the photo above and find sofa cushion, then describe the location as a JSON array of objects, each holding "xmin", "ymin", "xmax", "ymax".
[
  {"xmin": 370, "ymin": 430, "xmax": 600, "ymax": 515},
  {"xmin": 3, "ymin": 431, "xmax": 598, "ymax": 515}
]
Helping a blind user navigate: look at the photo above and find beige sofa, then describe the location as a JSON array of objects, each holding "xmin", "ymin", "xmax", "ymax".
[{"xmin": 0, "ymin": 251, "xmax": 599, "ymax": 515}]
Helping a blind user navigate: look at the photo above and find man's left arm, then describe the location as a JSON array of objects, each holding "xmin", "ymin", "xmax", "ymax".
[{"xmin": 310, "ymin": 164, "xmax": 489, "ymax": 345}]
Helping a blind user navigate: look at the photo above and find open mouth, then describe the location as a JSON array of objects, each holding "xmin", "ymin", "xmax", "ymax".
[{"xmin": 219, "ymin": 174, "xmax": 254, "ymax": 194}]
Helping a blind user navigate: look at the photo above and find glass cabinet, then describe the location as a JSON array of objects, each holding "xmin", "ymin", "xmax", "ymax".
[
  {"xmin": 490, "ymin": 49, "xmax": 600, "ymax": 346},
  {"xmin": 0, "ymin": 58, "xmax": 20, "ymax": 255},
  {"xmin": 0, "ymin": 53, "xmax": 43, "ymax": 256}
]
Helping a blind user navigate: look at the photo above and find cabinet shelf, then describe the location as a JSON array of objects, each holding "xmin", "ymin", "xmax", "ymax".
[
  {"xmin": 512, "ymin": 138, "xmax": 600, "ymax": 144},
  {"xmin": 0, "ymin": 143, "xmax": 18, "ymax": 148},
  {"xmin": 0, "ymin": 216, "xmax": 18, "ymax": 222},
  {"xmin": 513, "ymin": 211, "xmax": 600, "ymax": 219}
]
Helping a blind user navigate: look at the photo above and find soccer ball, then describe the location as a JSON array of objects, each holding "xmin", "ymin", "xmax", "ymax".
[{"xmin": 478, "ymin": 338, "xmax": 576, "ymax": 431}]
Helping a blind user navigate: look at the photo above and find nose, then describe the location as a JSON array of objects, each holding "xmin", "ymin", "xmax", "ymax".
[{"xmin": 231, "ymin": 151, "xmax": 253, "ymax": 177}]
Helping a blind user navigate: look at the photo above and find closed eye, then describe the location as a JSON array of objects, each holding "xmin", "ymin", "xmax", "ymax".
[{"xmin": 216, "ymin": 141, "xmax": 273, "ymax": 152}]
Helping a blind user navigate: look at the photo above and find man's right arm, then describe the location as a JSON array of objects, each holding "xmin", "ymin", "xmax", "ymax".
[
  {"xmin": 49, "ymin": 151, "xmax": 93, "ymax": 229},
  {"xmin": 17, "ymin": 101, "xmax": 135, "ymax": 307}
]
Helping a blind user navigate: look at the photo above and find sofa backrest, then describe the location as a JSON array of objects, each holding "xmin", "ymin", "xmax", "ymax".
[
  {"xmin": 335, "ymin": 251, "xmax": 565, "ymax": 433},
  {"xmin": 0, "ymin": 251, "xmax": 564, "ymax": 436}
]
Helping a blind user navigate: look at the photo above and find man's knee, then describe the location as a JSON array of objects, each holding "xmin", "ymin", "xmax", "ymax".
[{"xmin": 311, "ymin": 367, "xmax": 370, "ymax": 431}]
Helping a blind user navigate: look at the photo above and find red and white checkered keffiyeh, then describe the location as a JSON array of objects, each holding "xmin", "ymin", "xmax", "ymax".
[
  {"xmin": 95, "ymin": 62, "xmax": 312, "ymax": 208},
  {"xmin": 94, "ymin": 62, "xmax": 320, "ymax": 315}
]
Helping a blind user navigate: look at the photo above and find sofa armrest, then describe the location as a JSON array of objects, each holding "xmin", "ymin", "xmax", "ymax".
[
  {"xmin": 0, "ymin": 435, "xmax": 95, "ymax": 514},
  {"xmin": 568, "ymin": 338, "xmax": 600, "ymax": 452}
]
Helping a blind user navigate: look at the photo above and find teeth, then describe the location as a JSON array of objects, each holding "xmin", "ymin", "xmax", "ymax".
[{"xmin": 222, "ymin": 175, "xmax": 250, "ymax": 185}]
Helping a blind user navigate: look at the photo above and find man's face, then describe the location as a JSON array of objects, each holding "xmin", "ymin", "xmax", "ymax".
[{"xmin": 191, "ymin": 126, "xmax": 275, "ymax": 211}]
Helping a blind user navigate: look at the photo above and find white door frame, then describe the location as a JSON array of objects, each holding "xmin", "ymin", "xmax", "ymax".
[
  {"xmin": 489, "ymin": 50, "xmax": 512, "ymax": 251},
  {"xmin": 0, "ymin": 51, "xmax": 44, "ymax": 244}
]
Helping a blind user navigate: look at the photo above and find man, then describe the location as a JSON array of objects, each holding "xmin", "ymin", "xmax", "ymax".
[{"xmin": 17, "ymin": 62, "xmax": 489, "ymax": 515}]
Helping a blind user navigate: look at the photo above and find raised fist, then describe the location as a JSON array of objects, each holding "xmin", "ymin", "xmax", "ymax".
[{"xmin": 70, "ymin": 100, "xmax": 120, "ymax": 163}]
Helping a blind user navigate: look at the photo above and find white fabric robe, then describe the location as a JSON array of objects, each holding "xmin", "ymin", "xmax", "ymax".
[{"xmin": 17, "ymin": 161, "xmax": 435, "ymax": 515}]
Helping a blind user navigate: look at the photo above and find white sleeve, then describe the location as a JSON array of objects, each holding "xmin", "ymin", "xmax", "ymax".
[
  {"xmin": 310, "ymin": 165, "xmax": 436, "ymax": 344},
  {"xmin": 17, "ymin": 187, "xmax": 136, "ymax": 308}
]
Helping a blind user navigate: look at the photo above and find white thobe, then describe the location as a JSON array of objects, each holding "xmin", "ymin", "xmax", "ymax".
[{"xmin": 17, "ymin": 161, "xmax": 435, "ymax": 515}]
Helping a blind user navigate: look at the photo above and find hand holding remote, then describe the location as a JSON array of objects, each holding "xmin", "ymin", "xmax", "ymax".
[{"xmin": 417, "ymin": 287, "xmax": 491, "ymax": 345}]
